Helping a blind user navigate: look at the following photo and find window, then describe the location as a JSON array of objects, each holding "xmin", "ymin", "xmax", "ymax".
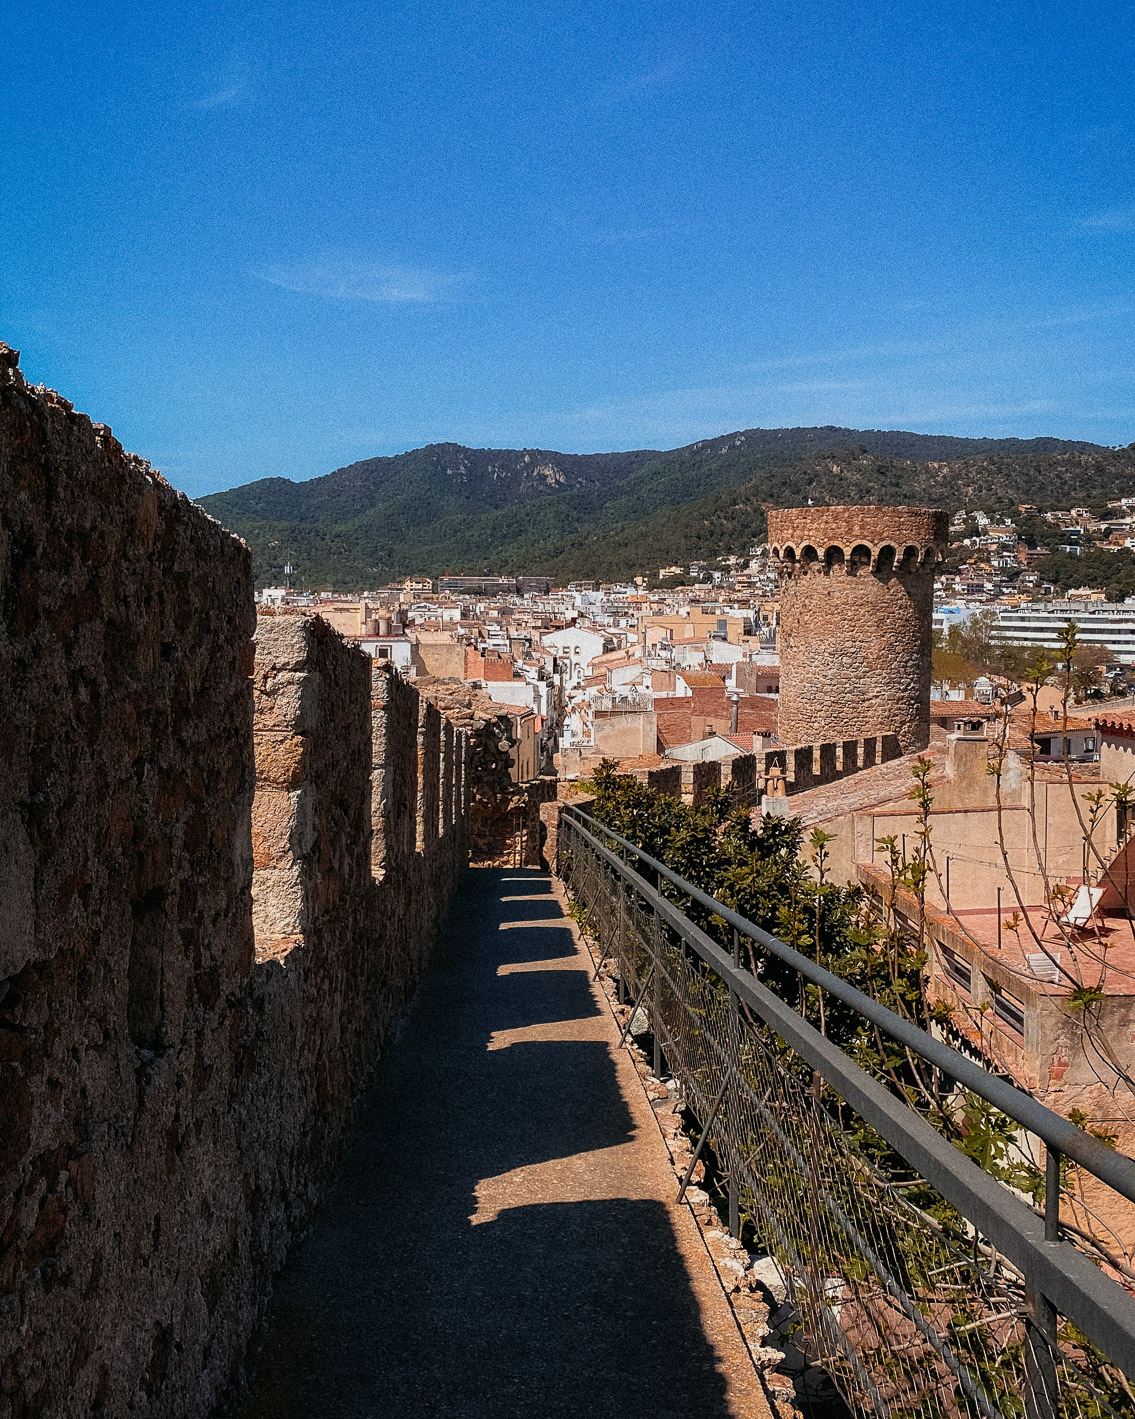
[
  {"xmin": 1084, "ymin": 737, "xmax": 1095, "ymax": 752},
  {"xmin": 938, "ymin": 945, "xmax": 972, "ymax": 994},
  {"xmin": 987, "ymin": 981, "xmax": 1026, "ymax": 1035},
  {"xmin": 376, "ymin": 646, "xmax": 390, "ymax": 660}
]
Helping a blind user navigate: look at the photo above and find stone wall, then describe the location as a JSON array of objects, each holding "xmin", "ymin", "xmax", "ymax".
[
  {"xmin": 726, "ymin": 753, "xmax": 757, "ymax": 800},
  {"xmin": 541, "ymin": 792, "xmax": 597, "ymax": 873},
  {"xmin": 761, "ymin": 733, "xmax": 903, "ymax": 799},
  {"xmin": 412, "ymin": 675, "xmax": 555, "ymax": 865},
  {"xmin": 0, "ymin": 350, "xmax": 471, "ymax": 1419},
  {"xmin": 619, "ymin": 761, "xmax": 682, "ymax": 798},
  {"xmin": 768, "ymin": 505, "xmax": 947, "ymax": 753},
  {"xmin": 680, "ymin": 760, "xmax": 722, "ymax": 806}
]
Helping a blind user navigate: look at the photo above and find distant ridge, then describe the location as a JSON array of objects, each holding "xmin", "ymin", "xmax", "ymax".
[{"xmin": 196, "ymin": 425, "xmax": 1134, "ymax": 587}]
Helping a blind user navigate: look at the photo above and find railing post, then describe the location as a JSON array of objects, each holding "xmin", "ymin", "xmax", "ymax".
[
  {"xmin": 1025, "ymin": 1146, "xmax": 1061, "ymax": 1419},
  {"xmin": 615, "ymin": 868, "xmax": 624, "ymax": 994},
  {"xmin": 615, "ymin": 862, "xmax": 624, "ymax": 1010},
  {"xmin": 728, "ymin": 926, "xmax": 741, "ymax": 1238},
  {"xmin": 652, "ymin": 908, "xmax": 662, "ymax": 1077}
]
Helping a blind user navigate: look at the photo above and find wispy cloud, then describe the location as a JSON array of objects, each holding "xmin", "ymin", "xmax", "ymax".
[
  {"xmin": 190, "ymin": 54, "xmax": 252, "ymax": 111},
  {"xmin": 743, "ymin": 341, "xmax": 943, "ymax": 373},
  {"xmin": 194, "ymin": 83, "xmax": 245, "ymax": 110},
  {"xmin": 739, "ymin": 306, "xmax": 1134, "ymax": 376},
  {"xmin": 1020, "ymin": 304, "xmax": 1135, "ymax": 328},
  {"xmin": 593, "ymin": 58, "xmax": 684, "ymax": 107},
  {"xmin": 774, "ymin": 379, "xmax": 873, "ymax": 394},
  {"xmin": 252, "ymin": 257, "xmax": 469, "ymax": 304},
  {"xmin": 1077, "ymin": 206, "xmax": 1135, "ymax": 232},
  {"xmin": 479, "ymin": 382, "xmax": 1074, "ymax": 451},
  {"xmin": 868, "ymin": 398, "xmax": 1059, "ymax": 424}
]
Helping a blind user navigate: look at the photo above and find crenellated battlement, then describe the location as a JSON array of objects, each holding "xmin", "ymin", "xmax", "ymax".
[
  {"xmin": 767, "ymin": 503, "xmax": 947, "ymax": 574},
  {"xmin": 759, "ymin": 731, "xmax": 904, "ymax": 800}
]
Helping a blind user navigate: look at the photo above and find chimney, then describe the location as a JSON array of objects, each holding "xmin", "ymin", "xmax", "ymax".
[
  {"xmin": 730, "ymin": 694, "xmax": 740, "ymax": 734},
  {"xmin": 947, "ymin": 729, "xmax": 987, "ymax": 781}
]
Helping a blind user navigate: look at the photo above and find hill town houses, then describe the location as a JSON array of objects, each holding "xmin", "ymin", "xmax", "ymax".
[{"xmin": 258, "ymin": 513, "xmax": 1135, "ymax": 1258}]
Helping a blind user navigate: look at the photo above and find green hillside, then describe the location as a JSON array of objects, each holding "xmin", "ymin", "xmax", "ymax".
[{"xmin": 194, "ymin": 427, "xmax": 1135, "ymax": 588}]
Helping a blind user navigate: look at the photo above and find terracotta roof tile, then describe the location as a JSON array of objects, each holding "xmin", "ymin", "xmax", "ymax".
[
  {"xmin": 678, "ymin": 671, "xmax": 726, "ymax": 688},
  {"xmin": 929, "ymin": 700, "xmax": 998, "ymax": 718},
  {"xmin": 1096, "ymin": 711, "xmax": 1135, "ymax": 738}
]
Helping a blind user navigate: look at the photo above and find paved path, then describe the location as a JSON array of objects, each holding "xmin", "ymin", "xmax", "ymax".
[{"xmin": 235, "ymin": 867, "xmax": 768, "ymax": 1418}]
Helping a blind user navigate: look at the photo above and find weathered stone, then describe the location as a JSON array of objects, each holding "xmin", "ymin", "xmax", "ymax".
[
  {"xmin": 769, "ymin": 505, "xmax": 947, "ymax": 754},
  {"xmin": 0, "ymin": 357, "xmax": 475, "ymax": 1419}
]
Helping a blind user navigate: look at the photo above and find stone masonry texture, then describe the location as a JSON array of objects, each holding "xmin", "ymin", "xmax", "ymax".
[
  {"xmin": 410, "ymin": 674, "xmax": 557, "ymax": 866},
  {"xmin": 768, "ymin": 505, "xmax": 948, "ymax": 754},
  {"xmin": 0, "ymin": 348, "xmax": 474, "ymax": 1419}
]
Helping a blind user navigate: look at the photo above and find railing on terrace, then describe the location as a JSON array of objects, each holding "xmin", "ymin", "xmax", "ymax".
[{"xmin": 558, "ymin": 805, "xmax": 1135, "ymax": 1419}]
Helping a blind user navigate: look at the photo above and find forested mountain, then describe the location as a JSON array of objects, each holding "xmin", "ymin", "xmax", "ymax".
[{"xmin": 195, "ymin": 426, "xmax": 1135, "ymax": 588}]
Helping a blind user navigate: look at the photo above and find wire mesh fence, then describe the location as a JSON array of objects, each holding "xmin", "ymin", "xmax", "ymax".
[{"xmin": 560, "ymin": 808, "xmax": 1135, "ymax": 1419}]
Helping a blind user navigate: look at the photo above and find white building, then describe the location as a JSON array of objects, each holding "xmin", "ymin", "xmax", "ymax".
[
  {"xmin": 992, "ymin": 602, "xmax": 1135, "ymax": 665},
  {"xmin": 356, "ymin": 635, "xmax": 414, "ymax": 671},
  {"xmin": 541, "ymin": 627, "xmax": 611, "ymax": 688},
  {"xmin": 932, "ymin": 604, "xmax": 983, "ymax": 637}
]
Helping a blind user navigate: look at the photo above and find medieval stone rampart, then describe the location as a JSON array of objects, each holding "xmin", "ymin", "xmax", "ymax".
[
  {"xmin": 643, "ymin": 762, "xmax": 684, "ymax": 797},
  {"xmin": 768, "ymin": 505, "xmax": 947, "ymax": 753},
  {"xmin": 727, "ymin": 752, "xmax": 757, "ymax": 801},
  {"xmin": 0, "ymin": 349, "xmax": 474, "ymax": 1419},
  {"xmin": 412, "ymin": 675, "xmax": 556, "ymax": 866},
  {"xmin": 760, "ymin": 732, "xmax": 903, "ymax": 803}
]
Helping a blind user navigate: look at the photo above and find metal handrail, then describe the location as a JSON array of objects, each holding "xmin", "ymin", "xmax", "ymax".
[
  {"xmin": 561, "ymin": 806, "xmax": 1135, "ymax": 1385},
  {"xmin": 564, "ymin": 803, "xmax": 1135, "ymax": 1209}
]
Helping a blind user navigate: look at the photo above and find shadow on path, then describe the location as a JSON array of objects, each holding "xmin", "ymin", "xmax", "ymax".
[{"xmin": 233, "ymin": 868, "xmax": 738, "ymax": 1418}]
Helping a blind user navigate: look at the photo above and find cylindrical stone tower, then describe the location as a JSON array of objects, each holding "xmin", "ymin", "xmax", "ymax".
[{"xmin": 768, "ymin": 505, "xmax": 948, "ymax": 753}]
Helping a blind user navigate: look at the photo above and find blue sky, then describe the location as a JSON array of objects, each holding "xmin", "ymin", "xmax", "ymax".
[{"xmin": 3, "ymin": 1, "xmax": 1135, "ymax": 497}]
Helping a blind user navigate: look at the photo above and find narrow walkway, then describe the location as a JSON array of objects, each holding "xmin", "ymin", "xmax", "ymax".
[{"xmin": 234, "ymin": 868, "xmax": 768, "ymax": 1418}]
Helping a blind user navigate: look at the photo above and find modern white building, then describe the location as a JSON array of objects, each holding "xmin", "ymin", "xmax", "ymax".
[
  {"xmin": 992, "ymin": 601, "xmax": 1135, "ymax": 664},
  {"xmin": 932, "ymin": 603, "xmax": 983, "ymax": 636}
]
